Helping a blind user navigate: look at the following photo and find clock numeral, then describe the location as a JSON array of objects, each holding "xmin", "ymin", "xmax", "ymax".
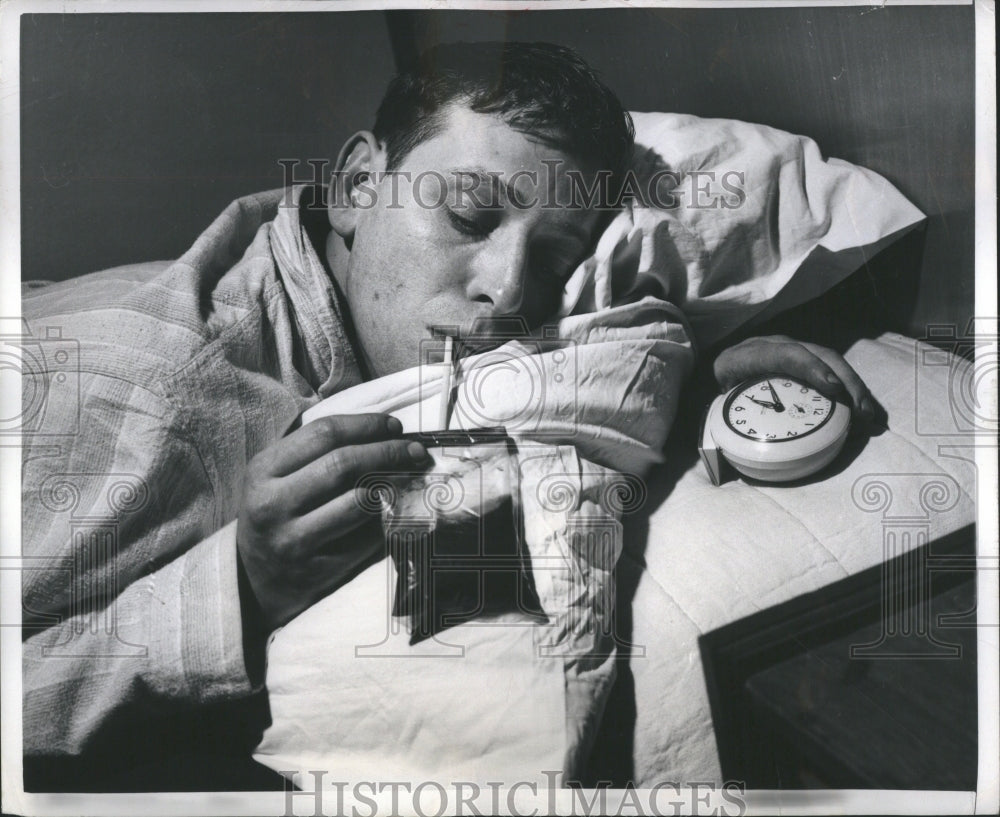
[
  {"xmin": 748, "ymin": 428, "xmax": 757, "ymax": 435},
  {"xmin": 800, "ymin": 387, "xmax": 809, "ymax": 393},
  {"xmin": 735, "ymin": 419, "xmax": 746, "ymax": 425},
  {"xmin": 733, "ymin": 405, "xmax": 745, "ymax": 412},
  {"xmin": 786, "ymin": 430, "xmax": 798, "ymax": 437},
  {"xmin": 765, "ymin": 433, "xmax": 776, "ymax": 439},
  {"xmin": 811, "ymin": 396, "xmax": 823, "ymax": 402},
  {"xmin": 813, "ymin": 408, "xmax": 825, "ymax": 415},
  {"xmin": 783, "ymin": 381, "xmax": 792, "ymax": 388}
]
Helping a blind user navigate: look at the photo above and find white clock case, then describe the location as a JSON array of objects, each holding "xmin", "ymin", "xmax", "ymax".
[{"xmin": 700, "ymin": 389, "xmax": 851, "ymax": 484}]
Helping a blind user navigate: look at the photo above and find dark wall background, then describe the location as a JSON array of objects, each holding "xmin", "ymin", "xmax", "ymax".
[
  {"xmin": 20, "ymin": 12, "xmax": 395, "ymax": 281},
  {"xmin": 21, "ymin": 7, "xmax": 975, "ymax": 337}
]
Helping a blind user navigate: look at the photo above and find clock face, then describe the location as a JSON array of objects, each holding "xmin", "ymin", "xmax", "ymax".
[{"xmin": 723, "ymin": 375, "xmax": 834, "ymax": 442}]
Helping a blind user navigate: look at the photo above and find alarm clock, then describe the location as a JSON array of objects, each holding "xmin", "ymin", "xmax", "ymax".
[{"xmin": 698, "ymin": 373, "xmax": 851, "ymax": 485}]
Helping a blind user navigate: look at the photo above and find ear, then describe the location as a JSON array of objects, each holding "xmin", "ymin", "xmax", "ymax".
[{"xmin": 328, "ymin": 131, "xmax": 385, "ymax": 242}]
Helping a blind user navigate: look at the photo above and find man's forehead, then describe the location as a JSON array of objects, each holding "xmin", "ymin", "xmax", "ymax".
[
  {"xmin": 403, "ymin": 106, "xmax": 591, "ymax": 186},
  {"xmin": 398, "ymin": 104, "xmax": 607, "ymax": 235}
]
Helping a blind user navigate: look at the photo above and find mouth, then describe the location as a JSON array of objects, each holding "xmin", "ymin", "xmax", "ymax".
[
  {"xmin": 429, "ymin": 325, "xmax": 460, "ymax": 341},
  {"xmin": 428, "ymin": 325, "xmax": 506, "ymax": 359},
  {"xmin": 429, "ymin": 318, "xmax": 530, "ymax": 357}
]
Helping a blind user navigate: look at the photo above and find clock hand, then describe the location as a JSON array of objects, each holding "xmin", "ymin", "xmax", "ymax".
[
  {"xmin": 743, "ymin": 394, "xmax": 778, "ymax": 410},
  {"xmin": 764, "ymin": 380, "xmax": 785, "ymax": 412}
]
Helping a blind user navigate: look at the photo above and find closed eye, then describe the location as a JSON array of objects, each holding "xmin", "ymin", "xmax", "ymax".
[{"xmin": 446, "ymin": 208, "xmax": 493, "ymax": 238}]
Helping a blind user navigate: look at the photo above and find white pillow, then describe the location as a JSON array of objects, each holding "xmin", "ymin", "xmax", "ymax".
[{"xmin": 560, "ymin": 112, "xmax": 926, "ymax": 347}]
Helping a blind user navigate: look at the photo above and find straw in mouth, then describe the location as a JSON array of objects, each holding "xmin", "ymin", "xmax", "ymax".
[
  {"xmin": 430, "ymin": 324, "xmax": 513, "ymax": 359},
  {"xmin": 438, "ymin": 335, "xmax": 455, "ymax": 431}
]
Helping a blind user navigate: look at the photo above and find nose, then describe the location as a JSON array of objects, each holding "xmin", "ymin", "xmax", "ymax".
[{"xmin": 465, "ymin": 230, "xmax": 529, "ymax": 317}]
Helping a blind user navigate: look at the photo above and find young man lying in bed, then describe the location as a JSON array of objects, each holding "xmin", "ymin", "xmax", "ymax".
[{"xmin": 21, "ymin": 41, "xmax": 874, "ymax": 785}]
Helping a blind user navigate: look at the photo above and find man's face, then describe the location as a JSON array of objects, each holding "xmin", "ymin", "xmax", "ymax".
[{"xmin": 330, "ymin": 105, "xmax": 602, "ymax": 379}]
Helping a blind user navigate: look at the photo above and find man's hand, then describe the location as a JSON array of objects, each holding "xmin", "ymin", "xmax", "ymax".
[
  {"xmin": 236, "ymin": 413, "xmax": 430, "ymax": 634},
  {"xmin": 713, "ymin": 335, "xmax": 876, "ymax": 422}
]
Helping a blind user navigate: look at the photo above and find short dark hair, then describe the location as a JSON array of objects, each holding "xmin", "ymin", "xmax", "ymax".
[{"xmin": 373, "ymin": 41, "xmax": 635, "ymax": 191}]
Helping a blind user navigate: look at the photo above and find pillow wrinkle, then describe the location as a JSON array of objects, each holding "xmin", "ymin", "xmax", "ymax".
[{"xmin": 559, "ymin": 112, "xmax": 924, "ymax": 347}]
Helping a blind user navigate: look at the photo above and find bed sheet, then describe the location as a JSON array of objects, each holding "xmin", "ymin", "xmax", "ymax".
[{"xmin": 620, "ymin": 332, "xmax": 978, "ymax": 784}]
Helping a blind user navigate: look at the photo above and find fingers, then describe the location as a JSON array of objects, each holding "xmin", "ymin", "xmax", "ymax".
[
  {"xmin": 263, "ymin": 413, "xmax": 404, "ymax": 477},
  {"xmin": 765, "ymin": 343, "xmax": 845, "ymax": 399},
  {"xmin": 713, "ymin": 337, "xmax": 791, "ymax": 390},
  {"xmin": 267, "ymin": 509, "xmax": 386, "ymax": 618},
  {"xmin": 279, "ymin": 437, "xmax": 431, "ymax": 513},
  {"xmin": 714, "ymin": 337, "xmax": 875, "ymax": 421},
  {"xmin": 803, "ymin": 343, "xmax": 874, "ymax": 419},
  {"xmin": 293, "ymin": 491, "xmax": 385, "ymax": 547},
  {"xmin": 237, "ymin": 414, "xmax": 430, "ymax": 631}
]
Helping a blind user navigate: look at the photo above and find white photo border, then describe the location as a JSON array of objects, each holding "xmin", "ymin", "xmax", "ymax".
[{"xmin": 1, "ymin": 1, "xmax": 995, "ymax": 815}]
